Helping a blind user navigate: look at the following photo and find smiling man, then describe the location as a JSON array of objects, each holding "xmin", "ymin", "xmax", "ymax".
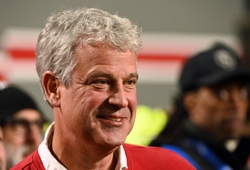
[{"xmin": 11, "ymin": 7, "xmax": 194, "ymax": 170}]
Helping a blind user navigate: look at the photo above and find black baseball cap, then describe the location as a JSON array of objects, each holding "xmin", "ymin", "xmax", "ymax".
[
  {"xmin": 0, "ymin": 85, "xmax": 47, "ymax": 124},
  {"xmin": 179, "ymin": 43, "xmax": 250, "ymax": 92}
]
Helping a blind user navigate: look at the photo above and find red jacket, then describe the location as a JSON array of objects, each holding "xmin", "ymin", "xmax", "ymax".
[{"xmin": 11, "ymin": 144, "xmax": 195, "ymax": 170}]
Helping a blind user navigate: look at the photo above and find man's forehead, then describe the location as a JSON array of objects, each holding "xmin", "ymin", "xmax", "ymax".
[{"xmin": 13, "ymin": 109, "xmax": 42, "ymax": 120}]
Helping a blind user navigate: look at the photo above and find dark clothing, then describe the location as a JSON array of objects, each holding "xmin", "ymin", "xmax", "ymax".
[{"xmin": 150, "ymin": 120, "xmax": 250, "ymax": 170}]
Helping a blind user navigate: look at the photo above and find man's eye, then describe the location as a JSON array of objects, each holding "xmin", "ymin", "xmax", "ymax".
[
  {"xmin": 91, "ymin": 79, "xmax": 110, "ymax": 88},
  {"xmin": 239, "ymin": 88, "xmax": 248, "ymax": 99},
  {"xmin": 127, "ymin": 80, "xmax": 135, "ymax": 85},
  {"xmin": 96, "ymin": 80, "xmax": 109, "ymax": 84},
  {"xmin": 125, "ymin": 79, "xmax": 137, "ymax": 88},
  {"xmin": 91, "ymin": 79, "xmax": 107, "ymax": 84}
]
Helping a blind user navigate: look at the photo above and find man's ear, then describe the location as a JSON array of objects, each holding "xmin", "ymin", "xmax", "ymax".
[{"xmin": 42, "ymin": 71, "xmax": 61, "ymax": 107}]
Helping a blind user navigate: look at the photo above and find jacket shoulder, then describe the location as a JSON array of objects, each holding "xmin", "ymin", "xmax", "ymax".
[
  {"xmin": 123, "ymin": 143, "xmax": 195, "ymax": 170},
  {"xmin": 11, "ymin": 149, "xmax": 45, "ymax": 170}
]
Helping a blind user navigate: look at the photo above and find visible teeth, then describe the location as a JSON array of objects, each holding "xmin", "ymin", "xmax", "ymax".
[
  {"xmin": 106, "ymin": 117, "xmax": 122, "ymax": 122},
  {"xmin": 98, "ymin": 116, "xmax": 122, "ymax": 122},
  {"xmin": 110, "ymin": 118, "xmax": 122, "ymax": 122}
]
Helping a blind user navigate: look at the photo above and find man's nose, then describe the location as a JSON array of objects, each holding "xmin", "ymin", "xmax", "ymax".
[{"xmin": 109, "ymin": 83, "xmax": 128, "ymax": 108}]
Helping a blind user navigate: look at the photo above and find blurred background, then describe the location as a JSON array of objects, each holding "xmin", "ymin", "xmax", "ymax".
[{"xmin": 0, "ymin": 0, "xmax": 249, "ymax": 121}]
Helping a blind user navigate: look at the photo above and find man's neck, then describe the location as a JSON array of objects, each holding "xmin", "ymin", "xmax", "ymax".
[{"xmin": 47, "ymin": 127, "xmax": 119, "ymax": 170}]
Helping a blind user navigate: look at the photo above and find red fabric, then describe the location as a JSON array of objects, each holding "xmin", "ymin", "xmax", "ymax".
[
  {"xmin": 11, "ymin": 149, "xmax": 45, "ymax": 170},
  {"xmin": 11, "ymin": 144, "xmax": 195, "ymax": 170},
  {"xmin": 124, "ymin": 144, "xmax": 195, "ymax": 170}
]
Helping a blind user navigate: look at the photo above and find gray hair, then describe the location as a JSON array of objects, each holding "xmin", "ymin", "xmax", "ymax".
[{"xmin": 36, "ymin": 7, "xmax": 142, "ymax": 89}]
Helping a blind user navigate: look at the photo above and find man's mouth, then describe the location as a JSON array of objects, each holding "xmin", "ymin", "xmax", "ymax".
[{"xmin": 97, "ymin": 115, "xmax": 124, "ymax": 124}]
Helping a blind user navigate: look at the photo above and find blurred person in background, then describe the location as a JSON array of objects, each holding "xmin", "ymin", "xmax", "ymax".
[
  {"xmin": 0, "ymin": 85, "xmax": 47, "ymax": 169},
  {"xmin": 150, "ymin": 43, "xmax": 250, "ymax": 170},
  {"xmin": 0, "ymin": 126, "xmax": 6, "ymax": 170}
]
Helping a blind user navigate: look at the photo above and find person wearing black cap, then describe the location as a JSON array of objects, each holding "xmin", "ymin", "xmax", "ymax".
[
  {"xmin": 0, "ymin": 85, "xmax": 46, "ymax": 169},
  {"xmin": 150, "ymin": 43, "xmax": 250, "ymax": 170}
]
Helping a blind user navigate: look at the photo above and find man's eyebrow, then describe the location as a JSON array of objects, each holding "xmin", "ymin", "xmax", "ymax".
[
  {"xmin": 129, "ymin": 73, "xmax": 139, "ymax": 80},
  {"xmin": 88, "ymin": 71, "xmax": 138, "ymax": 79},
  {"xmin": 88, "ymin": 71, "xmax": 111, "ymax": 78}
]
